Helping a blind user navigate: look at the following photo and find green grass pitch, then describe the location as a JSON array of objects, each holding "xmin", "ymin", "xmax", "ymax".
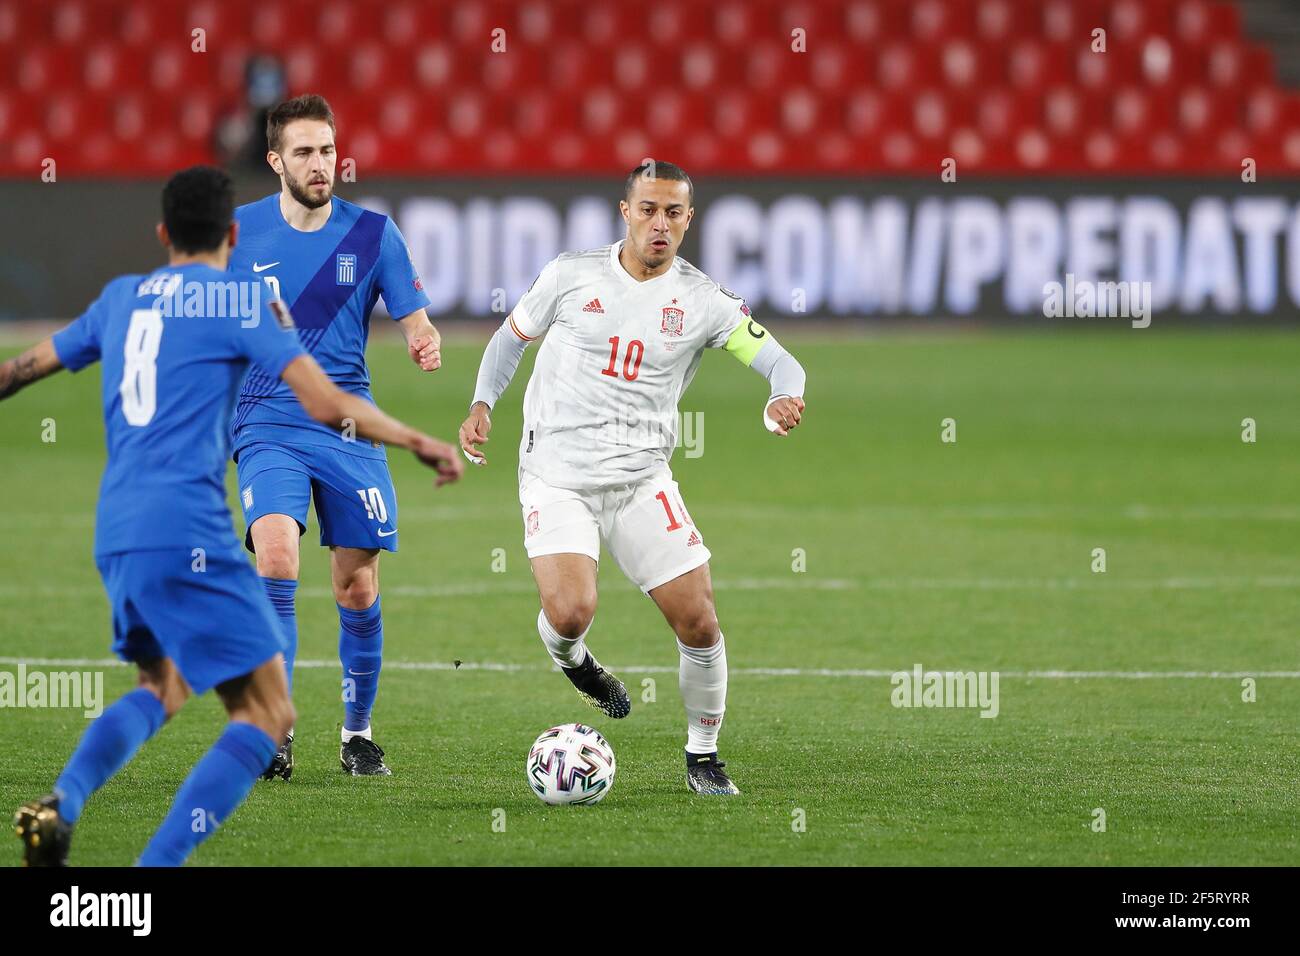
[{"xmin": 1, "ymin": 329, "xmax": 1297, "ymax": 866}]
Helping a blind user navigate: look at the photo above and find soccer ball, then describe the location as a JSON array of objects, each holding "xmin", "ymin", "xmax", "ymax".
[{"xmin": 526, "ymin": 723, "xmax": 616, "ymax": 805}]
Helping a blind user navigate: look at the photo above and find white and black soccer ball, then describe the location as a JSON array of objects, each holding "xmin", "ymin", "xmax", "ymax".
[{"xmin": 526, "ymin": 723, "xmax": 616, "ymax": 805}]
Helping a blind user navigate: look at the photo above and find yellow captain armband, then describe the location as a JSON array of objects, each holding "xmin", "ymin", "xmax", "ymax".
[{"xmin": 723, "ymin": 317, "xmax": 770, "ymax": 367}]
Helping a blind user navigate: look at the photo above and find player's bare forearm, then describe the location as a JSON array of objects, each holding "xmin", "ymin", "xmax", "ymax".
[
  {"xmin": 280, "ymin": 355, "xmax": 463, "ymax": 485},
  {"xmin": 0, "ymin": 338, "xmax": 62, "ymax": 401},
  {"xmin": 397, "ymin": 309, "xmax": 441, "ymax": 372}
]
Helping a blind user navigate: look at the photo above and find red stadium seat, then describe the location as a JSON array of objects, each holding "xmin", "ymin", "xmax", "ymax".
[
  {"xmin": 680, "ymin": 42, "xmax": 722, "ymax": 91},
  {"xmin": 15, "ymin": 46, "xmax": 72, "ymax": 93},
  {"xmin": 177, "ymin": 94, "xmax": 219, "ymax": 144},
  {"xmin": 214, "ymin": 42, "xmax": 255, "ymax": 96},
  {"xmin": 1244, "ymin": 85, "xmax": 1285, "ymax": 136},
  {"xmin": 1177, "ymin": 86, "xmax": 1229, "ymax": 140},
  {"xmin": 844, "ymin": 0, "xmax": 889, "ymax": 44},
  {"xmin": 381, "ymin": 2, "xmax": 433, "ymax": 47},
  {"xmin": 414, "ymin": 40, "xmax": 468, "ymax": 89},
  {"xmin": 0, "ymin": 0, "xmax": 37, "ymax": 45},
  {"xmin": 1110, "ymin": 0, "xmax": 1175, "ymax": 43},
  {"xmin": 810, "ymin": 41, "xmax": 868, "ymax": 92},
  {"xmin": 512, "ymin": 88, "xmax": 580, "ymax": 140},
  {"xmin": 975, "ymin": 0, "xmax": 1016, "ymax": 42},
  {"xmin": 713, "ymin": 1, "xmax": 758, "ymax": 49},
  {"xmin": 774, "ymin": 0, "xmax": 835, "ymax": 47},
  {"xmin": 780, "ymin": 87, "xmax": 823, "ymax": 138},
  {"xmin": 318, "ymin": 0, "xmax": 365, "ymax": 51},
  {"xmin": 149, "ymin": 44, "xmax": 213, "ymax": 92},
  {"xmin": 44, "ymin": 92, "xmax": 90, "ymax": 143},
  {"xmin": 545, "ymin": 40, "xmax": 611, "ymax": 92},
  {"xmin": 745, "ymin": 128, "xmax": 787, "ymax": 170},
  {"xmin": 347, "ymin": 42, "xmax": 394, "ymax": 93},
  {"xmin": 910, "ymin": 0, "xmax": 961, "ymax": 43},
  {"xmin": 1083, "ymin": 129, "xmax": 1121, "ymax": 171},
  {"xmin": 580, "ymin": 87, "xmax": 626, "ymax": 137},
  {"xmin": 1202, "ymin": 2, "xmax": 1243, "ymax": 41},
  {"xmin": 286, "ymin": 45, "xmax": 326, "ymax": 90},
  {"xmin": 976, "ymin": 87, "xmax": 1032, "ymax": 141},
  {"xmin": 1038, "ymin": 0, "xmax": 1078, "ymax": 43},
  {"xmin": 50, "ymin": 1, "xmax": 100, "ymax": 46},
  {"xmin": 844, "ymin": 87, "xmax": 900, "ymax": 139},
  {"xmin": 713, "ymin": 90, "xmax": 776, "ymax": 140},
  {"xmin": 912, "ymin": 88, "xmax": 951, "ymax": 142},
  {"xmin": 877, "ymin": 40, "xmax": 918, "ymax": 91},
  {"xmin": 1043, "ymin": 85, "xmax": 1085, "ymax": 138},
  {"xmin": 941, "ymin": 39, "xmax": 988, "ymax": 89},
  {"xmin": 1007, "ymin": 39, "xmax": 1069, "ymax": 90}
]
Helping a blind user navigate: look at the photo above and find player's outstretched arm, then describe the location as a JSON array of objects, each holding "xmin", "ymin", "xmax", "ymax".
[
  {"xmin": 753, "ymin": 335, "xmax": 807, "ymax": 436},
  {"xmin": 0, "ymin": 338, "xmax": 63, "ymax": 401},
  {"xmin": 280, "ymin": 354, "xmax": 463, "ymax": 487},
  {"xmin": 457, "ymin": 312, "xmax": 533, "ymax": 464},
  {"xmin": 719, "ymin": 319, "xmax": 808, "ymax": 437},
  {"xmin": 397, "ymin": 308, "xmax": 442, "ymax": 372}
]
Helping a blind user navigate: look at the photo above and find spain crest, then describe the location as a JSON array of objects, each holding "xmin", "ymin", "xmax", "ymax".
[{"xmin": 661, "ymin": 306, "xmax": 685, "ymax": 336}]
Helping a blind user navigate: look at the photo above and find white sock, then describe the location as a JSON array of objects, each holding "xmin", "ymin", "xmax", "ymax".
[
  {"xmin": 679, "ymin": 635, "xmax": 727, "ymax": 754},
  {"xmin": 537, "ymin": 609, "xmax": 590, "ymax": 669},
  {"xmin": 341, "ymin": 725, "xmax": 372, "ymax": 743}
]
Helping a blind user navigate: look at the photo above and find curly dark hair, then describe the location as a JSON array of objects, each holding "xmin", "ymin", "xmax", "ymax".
[{"xmin": 161, "ymin": 165, "xmax": 234, "ymax": 253}]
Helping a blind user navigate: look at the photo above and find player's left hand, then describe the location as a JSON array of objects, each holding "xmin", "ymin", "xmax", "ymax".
[
  {"xmin": 765, "ymin": 396, "xmax": 805, "ymax": 436},
  {"xmin": 409, "ymin": 330, "xmax": 442, "ymax": 371},
  {"xmin": 412, "ymin": 435, "xmax": 464, "ymax": 487}
]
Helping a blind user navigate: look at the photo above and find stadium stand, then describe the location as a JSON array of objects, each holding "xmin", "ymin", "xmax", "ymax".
[{"xmin": 1, "ymin": 0, "xmax": 1297, "ymax": 176}]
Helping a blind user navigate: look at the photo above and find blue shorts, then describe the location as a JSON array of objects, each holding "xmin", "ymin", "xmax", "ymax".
[
  {"xmin": 235, "ymin": 441, "xmax": 399, "ymax": 553},
  {"xmin": 95, "ymin": 547, "xmax": 285, "ymax": 695}
]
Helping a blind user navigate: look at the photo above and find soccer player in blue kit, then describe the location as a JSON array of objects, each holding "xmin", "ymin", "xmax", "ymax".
[
  {"xmin": 2, "ymin": 166, "xmax": 461, "ymax": 866},
  {"xmin": 229, "ymin": 95, "xmax": 443, "ymax": 778}
]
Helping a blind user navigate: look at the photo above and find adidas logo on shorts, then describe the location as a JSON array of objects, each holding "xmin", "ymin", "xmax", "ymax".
[{"xmin": 687, "ymin": 531, "xmax": 701, "ymax": 547}]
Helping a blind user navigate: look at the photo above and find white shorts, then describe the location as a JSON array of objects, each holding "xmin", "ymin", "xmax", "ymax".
[{"xmin": 519, "ymin": 468, "xmax": 712, "ymax": 594}]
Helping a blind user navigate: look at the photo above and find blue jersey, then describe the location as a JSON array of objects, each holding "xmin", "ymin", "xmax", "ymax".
[
  {"xmin": 51, "ymin": 264, "xmax": 305, "ymax": 557},
  {"xmin": 228, "ymin": 194, "xmax": 429, "ymax": 460}
]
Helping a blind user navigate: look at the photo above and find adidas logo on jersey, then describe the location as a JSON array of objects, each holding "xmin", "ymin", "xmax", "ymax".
[
  {"xmin": 582, "ymin": 298, "xmax": 605, "ymax": 313},
  {"xmin": 687, "ymin": 531, "xmax": 701, "ymax": 547}
]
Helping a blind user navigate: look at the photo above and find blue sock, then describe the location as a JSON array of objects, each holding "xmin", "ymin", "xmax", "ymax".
[
  {"xmin": 260, "ymin": 576, "xmax": 298, "ymax": 693},
  {"xmin": 54, "ymin": 687, "xmax": 165, "ymax": 825},
  {"xmin": 338, "ymin": 596, "xmax": 383, "ymax": 732},
  {"xmin": 137, "ymin": 722, "xmax": 275, "ymax": 867}
]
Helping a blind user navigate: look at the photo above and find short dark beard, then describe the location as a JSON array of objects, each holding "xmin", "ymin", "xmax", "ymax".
[
  {"xmin": 285, "ymin": 171, "xmax": 331, "ymax": 210},
  {"xmin": 640, "ymin": 241, "xmax": 672, "ymax": 268}
]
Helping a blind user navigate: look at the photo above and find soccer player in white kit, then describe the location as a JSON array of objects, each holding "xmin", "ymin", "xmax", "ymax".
[{"xmin": 459, "ymin": 163, "xmax": 807, "ymax": 795}]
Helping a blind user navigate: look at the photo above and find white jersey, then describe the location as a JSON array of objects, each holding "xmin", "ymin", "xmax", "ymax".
[{"xmin": 509, "ymin": 241, "xmax": 752, "ymax": 491}]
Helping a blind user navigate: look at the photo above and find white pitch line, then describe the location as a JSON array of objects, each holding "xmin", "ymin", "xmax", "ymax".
[
  {"xmin": 2, "ymin": 656, "xmax": 1297, "ymax": 679},
  {"xmin": 861, "ymin": 576, "xmax": 1300, "ymax": 591},
  {"xmin": 7, "ymin": 575, "xmax": 1300, "ymax": 600},
  {"xmin": 0, "ymin": 578, "xmax": 860, "ymax": 599}
]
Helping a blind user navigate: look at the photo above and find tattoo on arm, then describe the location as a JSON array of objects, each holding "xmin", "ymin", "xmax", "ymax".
[
  {"xmin": 0, "ymin": 340, "xmax": 62, "ymax": 401},
  {"xmin": 0, "ymin": 353, "xmax": 40, "ymax": 400}
]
